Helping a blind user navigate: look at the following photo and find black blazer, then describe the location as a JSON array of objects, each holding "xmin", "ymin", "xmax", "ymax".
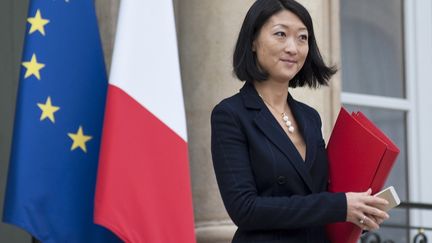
[{"xmin": 211, "ymin": 82, "xmax": 347, "ymax": 243}]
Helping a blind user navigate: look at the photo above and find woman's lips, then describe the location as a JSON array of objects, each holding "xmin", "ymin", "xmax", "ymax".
[
  {"xmin": 280, "ymin": 58, "xmax": 297, "ymax": 63},
  {"xmin": 280, "ymin": 58, "xmax": 297, "ymax": 67}
]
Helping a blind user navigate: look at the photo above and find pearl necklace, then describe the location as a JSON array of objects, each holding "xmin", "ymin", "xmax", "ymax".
[{"xmin": 258, "ymin": 94, "xmax": 295, "ymax": 133}]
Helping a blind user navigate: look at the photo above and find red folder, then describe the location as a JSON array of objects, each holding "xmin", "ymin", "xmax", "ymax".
[{"xmin": 325, "ymin": 107, "xmax": 400, "ymax": 243}]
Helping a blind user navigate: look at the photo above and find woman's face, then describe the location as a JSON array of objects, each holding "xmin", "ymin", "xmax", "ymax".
[{"xmin": 253, "ymin": 10, "xmax": 309, "ymax": 83}]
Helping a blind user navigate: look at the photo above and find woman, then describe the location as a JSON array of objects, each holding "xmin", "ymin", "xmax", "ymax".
[{"xmin": 210, "ymin": 0, "xmax": 390, "ymax": 242}]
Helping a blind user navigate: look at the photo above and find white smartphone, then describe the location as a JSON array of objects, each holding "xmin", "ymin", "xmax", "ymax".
[{"xmin": 373, "ymin": 186, "xmax": 401, "ymax": 211}]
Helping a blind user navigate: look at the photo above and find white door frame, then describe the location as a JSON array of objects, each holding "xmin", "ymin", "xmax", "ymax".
[{"xmin": 405, "ymin": 0, "xmax": 432, "ymax": 236}]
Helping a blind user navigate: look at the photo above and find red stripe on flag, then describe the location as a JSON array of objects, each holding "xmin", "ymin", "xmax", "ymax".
[{"xmin": 94, "ymin": 85, "xmax": 196, "ymax": 243}]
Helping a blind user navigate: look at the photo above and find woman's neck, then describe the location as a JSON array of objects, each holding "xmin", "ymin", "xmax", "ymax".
[{"xmin": 253, "ymin": 80, "xmax": 289, "ymax": 108}]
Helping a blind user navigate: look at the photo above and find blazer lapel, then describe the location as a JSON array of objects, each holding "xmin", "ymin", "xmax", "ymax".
[
  {"xmin": 240, "ymin": 82, "xmax": 315, "ymax": 192},
  {"xmin": 288, "ymin": 95, "xmax": 318, "ymax": 169}
]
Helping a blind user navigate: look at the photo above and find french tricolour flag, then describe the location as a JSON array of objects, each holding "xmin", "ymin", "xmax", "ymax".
[{"xmin": 94, "ymin": 0, "xmax": 196, "ymax": 242}]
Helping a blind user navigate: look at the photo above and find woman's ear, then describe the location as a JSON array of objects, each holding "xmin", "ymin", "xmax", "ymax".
[{"xmin": 252, "ymin": 40, "xmax": 257, "ymax": 52}]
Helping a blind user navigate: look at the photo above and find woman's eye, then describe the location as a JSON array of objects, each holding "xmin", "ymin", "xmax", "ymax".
[
  {"xmin": 299, "ymin": 34, "xmax": 308, "ymax": 41},
  {"xmin": 275, "ymin": 32, "xmax": 286, "ymax": 37}
]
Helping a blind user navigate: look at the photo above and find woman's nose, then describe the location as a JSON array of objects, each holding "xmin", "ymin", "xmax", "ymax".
[{"xmin": 284, "ymin": 37, "xmax": 298, "ymax": 55}]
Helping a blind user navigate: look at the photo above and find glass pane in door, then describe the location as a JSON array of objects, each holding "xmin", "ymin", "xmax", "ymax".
[{"xmin": 341, "ymin": 0, "xmax": 405, "ymax": 98}]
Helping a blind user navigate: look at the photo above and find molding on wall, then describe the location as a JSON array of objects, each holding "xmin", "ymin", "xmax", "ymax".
[{"xmin": 329, "ymin": 0, "xmax": 342, "ymax": 133}]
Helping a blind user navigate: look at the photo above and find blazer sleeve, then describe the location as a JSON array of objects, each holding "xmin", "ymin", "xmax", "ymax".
[{"xmin": 211, "ymin": 102, "xmax": 347, "ymax": 231}]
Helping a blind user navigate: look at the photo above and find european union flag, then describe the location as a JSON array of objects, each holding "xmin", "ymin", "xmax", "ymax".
[{"xmin": 3, "ymin": 1, "xmax": 120, "ymax": 242}]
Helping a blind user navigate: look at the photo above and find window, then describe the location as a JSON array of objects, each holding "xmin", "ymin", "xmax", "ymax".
[{"xmin": 340, "ymin": 0, "xmax": 410, "ymax": 241}]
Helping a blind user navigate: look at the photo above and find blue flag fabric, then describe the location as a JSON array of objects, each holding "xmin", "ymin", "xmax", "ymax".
[{"xmin": 3, "ymin": 1, "xmax": 120, "ymax": 242}]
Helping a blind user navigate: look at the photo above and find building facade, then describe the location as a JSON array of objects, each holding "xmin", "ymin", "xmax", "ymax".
[{"xmin": 0, "ymin": 0, "xmax": 431, "ymax": 242}]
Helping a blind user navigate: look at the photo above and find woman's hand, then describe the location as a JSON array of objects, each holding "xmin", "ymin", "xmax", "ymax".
[{"xmin": 345, "ymin": 188, "xmax": 390, "ymax": 230}]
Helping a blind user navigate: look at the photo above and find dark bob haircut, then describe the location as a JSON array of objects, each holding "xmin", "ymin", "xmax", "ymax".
[{"xmin": 233, "ymin": 0, "xmax": 336, "ymax": 88}]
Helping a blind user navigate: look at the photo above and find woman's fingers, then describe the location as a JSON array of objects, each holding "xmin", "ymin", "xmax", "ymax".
[
  {"xmin": 345, "ymin": 190, "xmax": 391, "ymax": 231},
  {"xmin": 365, "ymin": 215, "xmax": 380, "ymax": 230},
  {"xmin": 360, "ymin": 214, "xmax": 379, "ymax": 230},
  {"xmin": 365, "ymin": 194, "xmax": 389, "ymax": 206},
  {"xmin": 359, "ymin": 204, "xmax": 389, "ymax": 221},
  {"xmin": 367, "ymin": 214, "xmax": 384, "ymax": 225},
  {"xmin": 363, "ymin": 188, "xmax": 372, "ymax": 196}
]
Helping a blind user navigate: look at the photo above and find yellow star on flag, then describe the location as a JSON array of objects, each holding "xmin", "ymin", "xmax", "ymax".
[
  {"xmin": 27, "ymin": 9, "xmax": 50, "ymax": 36},
  {"xmin": 22, "ymin": 54, "xmax": 45, "ymax": 80},
  {"xmin": 37, "ymin": 96, "xmax": 60, "ymax": 123},
  {"xmin": 68, "ymin": 126, "xmax": 92, "ymax": 153}
]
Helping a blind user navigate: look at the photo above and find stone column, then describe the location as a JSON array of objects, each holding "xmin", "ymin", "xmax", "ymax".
[
  {"xmin": 95, "ymin": 0, "xmax": 120, "ymax": 75},
  {"xmin": 176, "ymin": 1, "xmax": 252, "ymax": 241},
  {"xmin": 292, "ymin": 0, "xmax": 342, "ymax": 140}
]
